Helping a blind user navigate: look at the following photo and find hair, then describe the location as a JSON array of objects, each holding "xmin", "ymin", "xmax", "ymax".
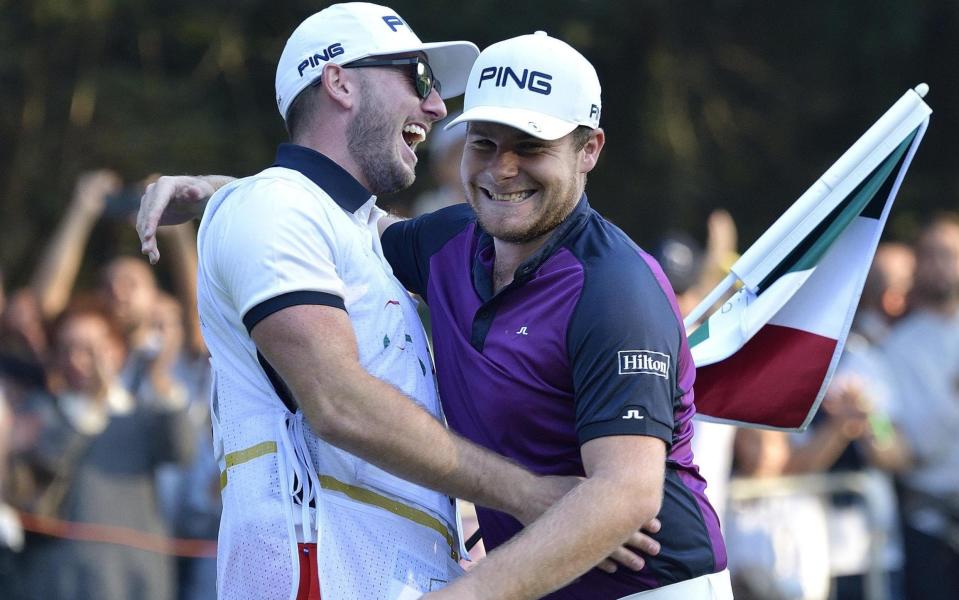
[
  {"xmin": 100, "ymin": 255, "xmax": 157, "ymax": 290},
  {"xmin": 569, "ymin": 125, "xmax": 595, "ymax": 151},
  {"xmin": 465, "ymin": 122, "xmax": 596, "ymax": 149},
  {"xmin": 922, "ymin": 211, "xmax": 959, "ymax": 235},
  {"xmin": 51, "ymin": 295, "xmax": 127, "ymax": 352},
  {"xmin": 285, "ymin": 82, "xmax": 325, "ymax": 141}
]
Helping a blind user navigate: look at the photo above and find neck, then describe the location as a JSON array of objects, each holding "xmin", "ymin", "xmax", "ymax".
[
  {"xmin": 489, "ymin": 194, "xmax": 583, "ymax": 294},
  {"xmin": 294, "ymin": 123, "xmax": 371, "ymax": 192},
  {"xmin": 491, "ymin": 233, "xmax": 550, "ymax": 294}
]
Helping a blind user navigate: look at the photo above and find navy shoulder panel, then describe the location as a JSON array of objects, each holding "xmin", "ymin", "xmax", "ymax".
[
  {"xmin": 565, "ymin": 215, "xmax": 685, "ymax": 446},
  {"xmin": 381, "ymin": 203, "xmax": 475, "ymax": 299}
]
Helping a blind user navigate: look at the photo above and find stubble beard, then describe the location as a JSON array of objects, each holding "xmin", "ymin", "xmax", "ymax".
[
  {"xmin": 468, "ymin": 173, "xmax": 581, "ymax": 244},
  {"xmin": 346, "ymin": 83, "xmax": 414, "ymax": 196}
]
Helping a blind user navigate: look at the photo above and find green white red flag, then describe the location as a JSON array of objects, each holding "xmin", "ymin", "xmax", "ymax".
[{"xmin": 687, "ymin": 84, "xmax": 932, "ymax": 430}]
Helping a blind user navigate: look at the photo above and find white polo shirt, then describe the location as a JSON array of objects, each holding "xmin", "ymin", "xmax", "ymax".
[{"xmin": 197, "ymin": 144, "xmax": 462, "ymax": 600}]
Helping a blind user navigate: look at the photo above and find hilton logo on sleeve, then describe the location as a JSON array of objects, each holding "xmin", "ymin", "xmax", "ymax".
[{"xmin": 618, "ymin": 350, "xmax": 670, "ymax": 378}]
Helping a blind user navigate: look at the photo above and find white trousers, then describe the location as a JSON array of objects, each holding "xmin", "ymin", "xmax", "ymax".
[{"xmin": 619, "ymin": 569, "xmax": 733, "ymax": 599}]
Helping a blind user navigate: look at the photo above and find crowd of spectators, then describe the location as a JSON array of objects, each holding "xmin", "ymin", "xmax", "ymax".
[
  {"xmin": 1, "ymin": 166, "xmax": 958, "ymax": 600},
  {"xmin": 0, "ymin": 171, "xmax": 218, "ymax": 600},
  {"xmin": 657, "ymin": 212, "xmax": 959, "ymax": 600}
]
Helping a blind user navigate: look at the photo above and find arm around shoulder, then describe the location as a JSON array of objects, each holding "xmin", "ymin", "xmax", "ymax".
[{"xmin": 137, "ymin": 174, "xmax": 235, "ymax": 264}]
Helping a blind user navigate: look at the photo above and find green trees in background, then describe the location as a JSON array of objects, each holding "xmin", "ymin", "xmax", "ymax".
[{"xmin": 1, "ymin": 0, "xmax": 957, "ymax": 283}]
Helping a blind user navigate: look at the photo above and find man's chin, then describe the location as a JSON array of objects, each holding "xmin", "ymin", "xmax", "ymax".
[
  {"xmin": 475, "ymin": 217, "xmax": 539, "ymax": 245},
  {"xmin": 365, "ymin": 165, "xmax": 415, "ymax": 196}
]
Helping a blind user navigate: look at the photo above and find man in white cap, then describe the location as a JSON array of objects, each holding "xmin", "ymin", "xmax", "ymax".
[
  {"xmin": 380, "ymin": 31, "xmax": 731, "ymax": 600},
  {"xmin": 138, "ymin": 25, "xmax": 719, "ymax": 600},
  {"xmin": 139, "ymin": 6, "xmax": 661, "ymax": 600}
]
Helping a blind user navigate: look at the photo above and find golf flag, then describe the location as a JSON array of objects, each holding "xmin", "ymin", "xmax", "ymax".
[{"xmin": 686, "ymin": 84, "xmax": 932, "ymax": 430}]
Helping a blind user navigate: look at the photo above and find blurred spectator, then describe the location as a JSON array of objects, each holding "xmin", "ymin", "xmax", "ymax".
[
  {"xmin": 881, "ymin": 215, "xmax": 959, "ymax": 600},
  {"xmin": 653, "ymin": 230, "xmax": 704, "ymax": 311},
  {"xmin": 100, "ymin": 256, "xmax": 172, "ymax": 392},
  {"xmin": 695, "ymin": 213, "xmax": 833, "ymax": 600},
  {"xmin": 18, "ymin": 170, "xmax": 217, "ymax": 599},
  {"xmin": 659, "ymin": 209, "xmax": 739, "ymax": 318},
  {"xmin": 29, "ymin": 170, "xmax": 204, "ymax": 373},
  {"xmin": 0, "ymin": 283, "xmax": 50, "ymax": 532},
  {"xmin": 654, "ymin": 209, "xmax": 739, "ymax": 520},
  {"xmin": 148, "ymin": 292, "xmax": 217, "ymax": 600},
  {"xmin": 30, "ymin": 170, "xmax": 123, "ymax": 322},
  {"xmin": 13, "ymin": 298, "xmax": 194, "ymax": 599},
  {"xmin": 0, "ymin": 289, "xmax": 49, "ymax": 397},
  {"xmin": 0, "ymin": 382, "xmax": 26, "ymax": 600},
  {"xmin": 794, "ymin": 243, "xmax": 914, "ymax": 600},
  {"xmin": 725, "ymin": 428, "xmax": 832, "ymax": 600}
]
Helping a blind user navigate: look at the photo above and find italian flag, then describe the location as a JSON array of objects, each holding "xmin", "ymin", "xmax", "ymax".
[{"xmin": 687, "ymin": 85, "xmax": 932, "ymax": 430}]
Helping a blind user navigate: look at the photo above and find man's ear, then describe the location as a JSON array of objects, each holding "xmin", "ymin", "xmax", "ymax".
[
  {"xmin": 579, "ymin": 128, "xmax": 605, "ymax": 174},
  {"xmin": 321, "ymin": 63, "xmax": 357, "ymax": 110}
]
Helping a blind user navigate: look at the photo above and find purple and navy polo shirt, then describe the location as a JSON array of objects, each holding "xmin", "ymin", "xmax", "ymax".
[{"xmin": 382, "ymin": 196, "xmax": 727, "ymax": 598}]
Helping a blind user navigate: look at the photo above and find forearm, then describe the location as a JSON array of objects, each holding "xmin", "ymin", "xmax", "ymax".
[
  {"xmin": 31, "ymin": 204, "xmax": 99, "ymax": 319},
  {"xmin": 305, "ymin": 369, "xmax": 541, "ymax": 519},
  {"xmin": 198, "ymin": 175, "xmax": 235, "ymax": 191},
  {"xmin": 254, "ymin": 306, "xmax": 557, "ymax": 520},
  {"xmin": 438, "ymin": 475, "xmax": 661, "ymax": 600},
  {"xmin": 784, "ymin": 421, "xmax": 851, "ymax": 474},
  {"xmin": 138, "ymin": 174, "xmax": 231, "ymax": 264},
  {"xmin": 862, "ymin": 428, "xmax": 913, "ymax": 473},
  {"xmin": 158, "ymin": 223, "xmax": 205, "ymax": 355}
]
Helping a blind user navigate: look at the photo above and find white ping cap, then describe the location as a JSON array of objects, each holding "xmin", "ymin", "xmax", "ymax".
[
  {"xmin": 446, "ymin": 31, "xmax": 602, "ymax": 140},
  {"xmin": 275, "ymin": 2, "xmax": 479, "ymax": 121}
]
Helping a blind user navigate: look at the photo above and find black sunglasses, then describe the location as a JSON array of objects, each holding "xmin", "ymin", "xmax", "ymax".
[{"xmin": 344, "ymin": 57, "xmax": 441, "ymax": 100}]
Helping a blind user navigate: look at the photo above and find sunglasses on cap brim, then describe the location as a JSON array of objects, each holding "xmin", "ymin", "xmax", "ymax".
[{"xmin": 343, "ymin": 56, "xmax": 441, "ymax": 100}]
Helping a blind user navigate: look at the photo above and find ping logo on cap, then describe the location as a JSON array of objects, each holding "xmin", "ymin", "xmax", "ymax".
[
  {"xmin": 297, "ymin": 43, "xmax": 345, "ymax": 77},
  {"xmin": 478, "ymin": 66, "xmax": 552, "ymax": 95},
  {"xmin": 382, "ymin": 15, "xmax": 405, "ymax": 31}
]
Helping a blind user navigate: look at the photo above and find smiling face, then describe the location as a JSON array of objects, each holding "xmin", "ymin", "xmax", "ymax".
[
  {"xmin": 461, "ymin": 122, "xmax": 603, "ymax": 244},
  {"xmin": 345, "ymin": 54, "xmax": 447, "ymax": 195},
  {"xmin": 53, "ymin": 313, "xmax": 124, "ymax": 395},
  {"xmin": 914, "ymin": 219, "xmax": 959, "ymax": 307},
  {"xmin": 100, "ymin": 257, "xmax": 157, "ymax": 336}
]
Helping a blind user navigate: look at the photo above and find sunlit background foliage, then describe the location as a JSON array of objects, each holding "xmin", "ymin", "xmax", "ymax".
[{"xmin": 2, "ymin": 0, "xmax": 957, "ymax": 283}]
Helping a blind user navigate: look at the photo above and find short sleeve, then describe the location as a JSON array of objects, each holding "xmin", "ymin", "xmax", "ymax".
[
  {"xmin": 381, "ymin": 203, "xmax": 474, "ymax": 299},
  {"xmin": 567, "ymin": 252, "xmax": 684, "ymax": 446},
  {"xmin": 209, "ymin": 178, "xmax": 347, "ymax": 333}
]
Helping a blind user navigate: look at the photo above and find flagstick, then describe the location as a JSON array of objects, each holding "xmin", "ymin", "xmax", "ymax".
[{"xmin": 683, "ymin": 271, "xmax": 738, "ymax": 331}]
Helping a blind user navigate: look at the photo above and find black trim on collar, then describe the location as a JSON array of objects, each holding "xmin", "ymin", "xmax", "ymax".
[
  {"xmin": 517, "ymin": 194, "xmax": 590, "ymax": 279},
  {"xmin": 466, "ymin": 195, "xmax": 590, "ymax": 353},
  {"xmin": 273, "ymin": 143, "xmax": 372, "ymax": 213}
]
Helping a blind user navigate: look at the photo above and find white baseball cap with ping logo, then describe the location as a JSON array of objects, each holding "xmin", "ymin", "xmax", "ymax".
[
  {"xmin": 275, "ymin": 2, "xmax": 479, "ymax": 121},
  {"xmin": 446, "ymin": 31, "xmax": 602, "ymax": 140}
]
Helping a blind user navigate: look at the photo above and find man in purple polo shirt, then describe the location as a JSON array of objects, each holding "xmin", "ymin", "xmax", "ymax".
[
  {"xmin": 380, "ymin": 32, "xmax": 730, "ymax": 600},
  {"xmin": 137, "ymin": 30, "xmax": 729, "ymax": 600}
]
